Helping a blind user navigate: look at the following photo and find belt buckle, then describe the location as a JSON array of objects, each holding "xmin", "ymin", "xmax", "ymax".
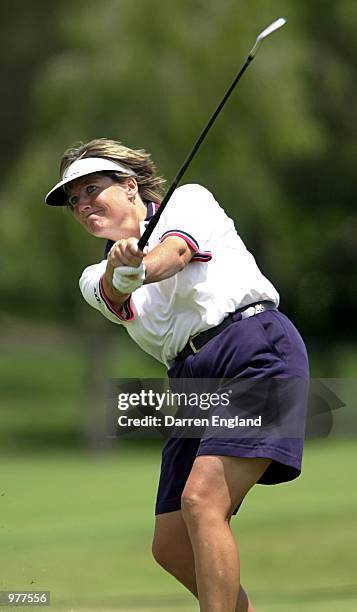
[
  {"xmin": 189, "ymin": 333, "xmax": 200, "ymax": 354},
  {"xmin": 254, "ymin": 303, "xmax": 265, "ymax": 315}
]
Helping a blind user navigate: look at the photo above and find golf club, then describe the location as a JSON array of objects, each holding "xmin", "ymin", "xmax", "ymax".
[{"xmin": 138, "ymin": 17, "xmax": 286, "ymax": 251}]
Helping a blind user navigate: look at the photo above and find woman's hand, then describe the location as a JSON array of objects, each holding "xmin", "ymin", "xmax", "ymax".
[
  {"xmin": 102, "ymin": 238, "xmax": 146, "ymax": 308},
  {"xmin": 107, "ymin": 237, "xmax": 145, "ymax": 268},
  {"xmin": 112, "ymin": 263, "xmax": 146, "ymax": 295}
]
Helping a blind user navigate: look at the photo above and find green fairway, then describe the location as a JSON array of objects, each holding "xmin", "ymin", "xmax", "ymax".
[{"xmin": 0, "ymin": 439, "xmax": 356, "ymax": 611}]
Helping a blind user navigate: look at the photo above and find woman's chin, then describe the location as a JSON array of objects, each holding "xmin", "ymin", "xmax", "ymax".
[
  {"xmin": 88, "ymin": 226, "xmax": 119, "ymax": 241},
  {"xmin": 84, "ymin": 217, "xmax": 138, "ymax": 241},
  {"xmin": 86, "ymin": 217, "xmax": 107, "ymax": 237}
]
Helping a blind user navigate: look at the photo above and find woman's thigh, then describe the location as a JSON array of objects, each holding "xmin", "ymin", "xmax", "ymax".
[{"xmin": 182, "ymin": 455, "xmax": 272, "ymax": 519}]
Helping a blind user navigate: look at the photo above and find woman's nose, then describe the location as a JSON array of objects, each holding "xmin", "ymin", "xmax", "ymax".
[{"xmin": 77, "ymin": 192, "xmax": 91, "ymax": 213}]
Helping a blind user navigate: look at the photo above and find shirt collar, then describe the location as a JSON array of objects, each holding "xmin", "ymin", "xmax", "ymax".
[{"xmin": 145, "ymin": 201, "xmax": 159, "ymax": 220}]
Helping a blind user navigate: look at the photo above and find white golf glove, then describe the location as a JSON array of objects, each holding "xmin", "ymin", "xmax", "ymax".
[{"xmin": 112, "ymin": 263, "xmax": 146, "ymax": 295}]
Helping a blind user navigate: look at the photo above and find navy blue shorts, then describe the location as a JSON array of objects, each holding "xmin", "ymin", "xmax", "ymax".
[{"xmin": 155, "ymin": 309, "xmax": 309, "ymax": 515}]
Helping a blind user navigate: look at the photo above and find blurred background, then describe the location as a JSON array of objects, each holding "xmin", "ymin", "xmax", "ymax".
[{"xmin": 1, "ymin": 0, "xmax": 356, "ymax": 610}]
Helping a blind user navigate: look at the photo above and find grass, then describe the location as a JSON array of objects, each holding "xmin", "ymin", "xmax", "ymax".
[
  {"xmin": 0, "ymin": 324, "xmax": 164, "ymax": 451},
  {"xmin": 0, "ymin": 439, "xmax": 356, "ymax": 611},
  {"xmin": 1, "ymin": 324, "xmax": 356, "ymax": 610}
]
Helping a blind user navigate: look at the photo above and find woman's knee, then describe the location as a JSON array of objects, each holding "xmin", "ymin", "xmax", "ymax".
[
  {"xmin": 182, "ymin": 455, "xmax": 272, "ymax": 527},
  {"xmin": 152, "ymin": 510, "xmax": 194, "ymax": 572},
  {"xmin": 181, "ymin": 486, "xmax": 230, "ymax": 531},
  {"xmin": 181, "ymin": 458, "xmax": 234, "ymax": 524},
  {"xmin": 152, "ymin": 534, "xmax": 171, "ymax": 569},
  {"xmin": 181, "ymin": 489, "xmax": 208, "ymax": 523}
]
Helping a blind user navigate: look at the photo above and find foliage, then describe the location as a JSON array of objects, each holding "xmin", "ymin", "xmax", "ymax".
[{"xmin": 1, "ymin": 0, "xmax": 356, "ymax": 343}]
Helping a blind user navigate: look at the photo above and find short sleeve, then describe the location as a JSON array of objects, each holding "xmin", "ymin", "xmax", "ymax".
[{"xmin": 157, "ymin": 184, "xmax": 214, "ymax": 262}]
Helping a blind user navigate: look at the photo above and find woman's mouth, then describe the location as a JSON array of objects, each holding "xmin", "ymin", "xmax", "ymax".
[{"xmin": 86, "ymin": 209, "xmax": 102, "ymax": 219}]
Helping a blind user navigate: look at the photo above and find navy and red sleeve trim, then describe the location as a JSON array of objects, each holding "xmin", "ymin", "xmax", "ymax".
[
  {"xmin": 190, "ymin": 251, "xmax": 212, "ymax": 262},
  {"xmin": 98, "ymin": 276, "xmax": 135, "ymax": 322},
  {"xmin": 159, "ymin": 229, "xmax": 212, "ymax": 262}
]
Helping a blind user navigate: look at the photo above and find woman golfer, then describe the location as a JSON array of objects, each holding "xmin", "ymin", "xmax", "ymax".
[{"xmin": 46, "ymin": 138, "xmax": 309, "ymax": 612}]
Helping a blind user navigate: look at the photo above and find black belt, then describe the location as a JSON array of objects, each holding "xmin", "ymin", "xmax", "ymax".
[{"xmin": 175, "ymin": 301, "xmax": 277, "ymax": 362}]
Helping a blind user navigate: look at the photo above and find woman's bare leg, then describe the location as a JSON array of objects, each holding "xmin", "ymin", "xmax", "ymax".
[
  {"xmin": 181, "ymin": 455, "xmax": 271, "ymax": 612},
  {"xmin": 152, "ymin": 509, "xmax": 255, "ymax": 611}
]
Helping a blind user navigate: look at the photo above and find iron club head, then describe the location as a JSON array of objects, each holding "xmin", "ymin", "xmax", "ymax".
[{"xmin": 249, "ymin": 17, "xmax": 286, "ymax": 59}]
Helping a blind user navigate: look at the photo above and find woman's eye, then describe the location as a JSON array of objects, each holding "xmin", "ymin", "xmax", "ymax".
[
  {"xmin": 69, "ymin": 196, "xmax": 78, "ymax": 207},
  {"xmin": 87, "ymin": 185, "xmax": 97, "ymax": 194}
]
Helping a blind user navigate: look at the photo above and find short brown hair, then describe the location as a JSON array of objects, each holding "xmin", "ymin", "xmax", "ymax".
[{"xmin": 60, "ymin": 138, "xmax": 166, "ymax": 203}]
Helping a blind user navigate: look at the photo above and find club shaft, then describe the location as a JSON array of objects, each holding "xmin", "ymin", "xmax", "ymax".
[{"xmin": 138, "ymin": 55, "xmax": 254, "ymax": 250}]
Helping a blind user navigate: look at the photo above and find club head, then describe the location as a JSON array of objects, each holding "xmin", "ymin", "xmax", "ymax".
[
  {"xmin": 249, "ymin": 18, "xmax": 287, "ymax": 59},
  {"xmin": 257, "ymin": 18, "xmax": 286, "ymax": 41}
]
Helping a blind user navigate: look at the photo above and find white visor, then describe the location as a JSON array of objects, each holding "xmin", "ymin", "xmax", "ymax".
[{"xmin": 45, "ymin": 157, "xmax": 136, "ymax": 205}]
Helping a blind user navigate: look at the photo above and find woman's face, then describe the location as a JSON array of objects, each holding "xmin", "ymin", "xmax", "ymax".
[{"xmin": 67, "ymin": 173, "xmax": 145, "ymax": 240}]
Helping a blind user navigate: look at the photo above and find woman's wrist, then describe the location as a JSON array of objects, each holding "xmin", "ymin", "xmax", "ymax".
[{"xmin": 102, "ymin": 267, "xmax": 130, "ymax": 309}]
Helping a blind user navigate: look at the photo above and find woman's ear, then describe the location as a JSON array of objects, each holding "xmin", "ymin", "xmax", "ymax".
[{"xmin": 127, "ymin": 177, "xmax": 138, "ymax": 202}]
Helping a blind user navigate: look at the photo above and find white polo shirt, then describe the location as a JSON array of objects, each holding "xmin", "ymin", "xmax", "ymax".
[{"xmin": 79, "ymin": 184, "xmax": 279, "ymax": 366}]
